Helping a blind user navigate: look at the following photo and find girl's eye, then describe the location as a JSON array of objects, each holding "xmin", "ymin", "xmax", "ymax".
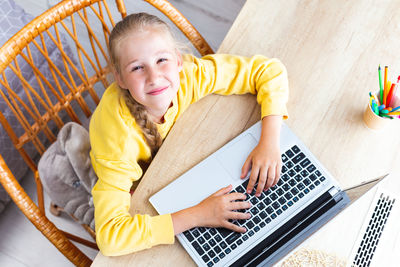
[
  {"xmin": 131, "ymin": 66, "xmax": 143, "ymax": 72},
  {"xmin": 157, "ymin": 58, "xmax": 168, "ymax": 64}
]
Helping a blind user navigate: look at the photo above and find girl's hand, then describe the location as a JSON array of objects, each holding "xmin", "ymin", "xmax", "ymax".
[
  {"xmin": 240, "ymin": 115, "xmax": 283, "ymax": 197},
  {"xmin": 192, "ymin": 185, "xmax": 251, "ymax": 232},
  {"xmin": 240, "ymin": 142, "xmax": 282, "ymax": 197}
]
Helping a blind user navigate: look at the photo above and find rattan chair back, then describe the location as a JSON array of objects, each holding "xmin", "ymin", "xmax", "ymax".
[{"xmin": 0, "ymin": 0, "xmax": 213, "ymax": 265}]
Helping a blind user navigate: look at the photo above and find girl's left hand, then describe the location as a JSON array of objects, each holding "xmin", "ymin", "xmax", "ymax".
[{"xmin": 240, "ymin": 143, "xmax": 282, "ymax": 196}]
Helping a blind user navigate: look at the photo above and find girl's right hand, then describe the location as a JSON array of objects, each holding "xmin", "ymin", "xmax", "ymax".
[{"xmin": 193, "ymin": 184, "xmax": 252, "ymax": 232}]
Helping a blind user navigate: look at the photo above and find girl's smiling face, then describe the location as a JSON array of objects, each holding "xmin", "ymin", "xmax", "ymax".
[{"xmin": 114, "ymin": 28, "xmax": 183, "ymax": 122}]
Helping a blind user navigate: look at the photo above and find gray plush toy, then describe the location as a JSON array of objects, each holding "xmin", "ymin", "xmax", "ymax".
[{"xmin": 38, "ymin": 122, "xmax": 97, "ymax": 231}]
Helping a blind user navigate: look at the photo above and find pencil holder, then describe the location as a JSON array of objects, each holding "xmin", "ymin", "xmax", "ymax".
[
  {"xmin": 363, "ymin": 91, "xmax": 399, "ymax": 130},
  {"xmin": 363, "ymin": 103, "xmax": 389, "ymax": 130}
]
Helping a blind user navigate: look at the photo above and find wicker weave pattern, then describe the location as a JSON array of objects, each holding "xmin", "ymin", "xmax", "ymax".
[
  {"xmin": 0, "ymin": 0, "xmax": 213, "ymax": 265},
  {"xmin": 145, "ymin": 0, "xmax": 213, "ymax": 56}
]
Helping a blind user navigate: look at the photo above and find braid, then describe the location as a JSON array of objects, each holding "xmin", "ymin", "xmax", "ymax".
[{"xmin": 120, "ymin": 89, "xmax": 163, "ymax": 158}]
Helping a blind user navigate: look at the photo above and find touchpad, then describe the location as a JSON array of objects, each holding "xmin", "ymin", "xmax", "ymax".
[{"xmin": 216, "ymin": 133, "xmax": 258, "ymax": 180}]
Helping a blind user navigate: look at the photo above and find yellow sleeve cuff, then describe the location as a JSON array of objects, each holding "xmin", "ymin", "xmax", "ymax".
[
  {"xmin": 261, "ymin": 99, "xmax": 289, "ymax": 120},
  {"xmin": 150, "ymin": 214, "xmax": 175, "ymax": 245}
]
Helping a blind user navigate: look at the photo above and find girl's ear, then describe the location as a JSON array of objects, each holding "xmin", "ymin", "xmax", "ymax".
[
  {"xmin": 176, "ymin": 50, "xmax": 183, "ymax": 72},
  {"xmin": 113, "ymin": 70, "xmax": 127, "ymax": 89}
]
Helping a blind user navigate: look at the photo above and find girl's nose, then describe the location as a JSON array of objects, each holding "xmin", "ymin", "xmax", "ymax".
[{"xmin": 146, "ymin": 67, "xmax": 160, "ymax": 84}]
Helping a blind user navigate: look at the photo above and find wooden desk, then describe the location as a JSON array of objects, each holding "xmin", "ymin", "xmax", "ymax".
[{"xmin": 93, "ymin": 0, "xmax": 400, "ymax": 265}]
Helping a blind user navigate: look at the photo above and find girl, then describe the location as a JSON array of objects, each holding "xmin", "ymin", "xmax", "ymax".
[{"xmin": 89, "ymin": 13, "xmax": 289, "ymax": 256}]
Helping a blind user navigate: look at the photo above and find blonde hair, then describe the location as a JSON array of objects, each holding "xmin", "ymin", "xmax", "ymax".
[{"xmin": 108, "ymin": 13, "xmax": 177, "ymax": 157}]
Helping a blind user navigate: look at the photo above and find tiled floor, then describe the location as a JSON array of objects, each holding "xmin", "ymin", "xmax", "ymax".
[{"xmin": 0, "ymin": 0, "xmax": 245, "ymax": 266}]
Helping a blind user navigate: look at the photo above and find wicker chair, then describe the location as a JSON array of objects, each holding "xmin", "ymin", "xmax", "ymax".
[{"xmin": 0, "ymin": 0, "xmax": 213, "ymax": 266}]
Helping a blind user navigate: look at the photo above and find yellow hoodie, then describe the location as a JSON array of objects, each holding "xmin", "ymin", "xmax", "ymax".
[{"xmin": 90, "ymin": 54, "xmax": 289, "ymax": 256}]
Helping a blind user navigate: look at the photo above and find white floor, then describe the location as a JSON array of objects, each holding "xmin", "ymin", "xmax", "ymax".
[
  {"xmin": 0, "ymin": 1, "xmax": 245, "ymax": 266},
  {"xmin": 0, "ymin": 172, "xmax": 98, "ymax": 267}
]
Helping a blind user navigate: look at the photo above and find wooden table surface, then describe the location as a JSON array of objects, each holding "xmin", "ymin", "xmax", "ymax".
[{"xmin": 93, "ymin": 0, "xmax": 400, "ymax": 265}]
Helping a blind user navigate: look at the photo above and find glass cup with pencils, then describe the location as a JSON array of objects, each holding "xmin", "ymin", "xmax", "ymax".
[{"xmin": 363, "ymin": 65, "xmax": 400, "ymax": 130}]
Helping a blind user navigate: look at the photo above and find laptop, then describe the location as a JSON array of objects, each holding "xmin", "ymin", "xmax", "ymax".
[
  {"xmin": 150, "ymin": 121, "xmax": 350, "ymax": 266},
  {"xmin": 347, "ymin": 182, "xmax": 399, "ymax": 267}
]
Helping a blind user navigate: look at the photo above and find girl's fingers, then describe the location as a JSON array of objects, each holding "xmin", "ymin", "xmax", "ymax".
[
  {"xmin": 274, "ymin": 163, "xmax": 282, "ymax": 186},
  {"xmin": 212, "ymin": 184, "xmax": 232, "ymax": 197},
  {"xmin": 223, "ymin": 221, "xmax": 247, "ymax": 233},
  {"xmin": 228, "ymin": 211, "xmax": 251, "ymax": 220},
  {"xmin": 256, "ymin": 166, "xmax": 268, "ymax": 196},
  {"xmin": 265, "ymin": 165, "xmax": 276, "ymax": 188},
  {"xmin": 226, "ymin": 192, "xmax": 247, "ymax": 202},
  {"xmin": 229, "ymin": 200, "xmax": 251, "ymax": 211},
  {"xmin": 270, "ymin": 177, "xmax": 278, "ymax": 188},
  {"xmin": 246, "ymin": 166, "xmax": 259, "ymax": 193},
  {"xmin": 241, "ymin": 157, "xmax": 252, "ymax": 178}
]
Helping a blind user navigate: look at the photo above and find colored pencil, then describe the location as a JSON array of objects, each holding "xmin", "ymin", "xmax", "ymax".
[
  {"xmin": 372, "ymin": 93, "xmax": 380, "ymax": 106},
  {"xmin": 381, "ymin": 114, "xmax": 394, "ymax": 119},
  {"xmin": 380, "ymin": 109, "xmax": 389, "ymax": 115},
  {"xmin": 384, "ymin": 66, "xmax": 388, "ymax": 104},
  {"xmin": 384, "ymin": 81, "xmax": 391, "ymax": 106},
  {"xmin": 386, "ymin": 83, "xmax": 396, "ymax": 107},
  {"xmin": 378, "ymin": 66, "xmax": 383, "ymax": 103},
  {"xmin": 389, "ymin": 76, "xmax": 400, "ymax": 107},
  {"xmin": 374, "ymin": 102, "xmax": 380, "ymax": 115}
]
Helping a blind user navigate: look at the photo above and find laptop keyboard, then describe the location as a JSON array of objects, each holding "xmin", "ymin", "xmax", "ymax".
[
  {"xmin": 352, "ymin": 193, "xmax": 395, "ymax": 266},
  {"xmin": 182, "ymin": 145, "xmax": 327, "ymax": 266}
]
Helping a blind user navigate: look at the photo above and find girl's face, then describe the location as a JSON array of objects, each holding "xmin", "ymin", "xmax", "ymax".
[{"xmin": 115, "ymin": 28, "xmax": 183, "ymax": 121}]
